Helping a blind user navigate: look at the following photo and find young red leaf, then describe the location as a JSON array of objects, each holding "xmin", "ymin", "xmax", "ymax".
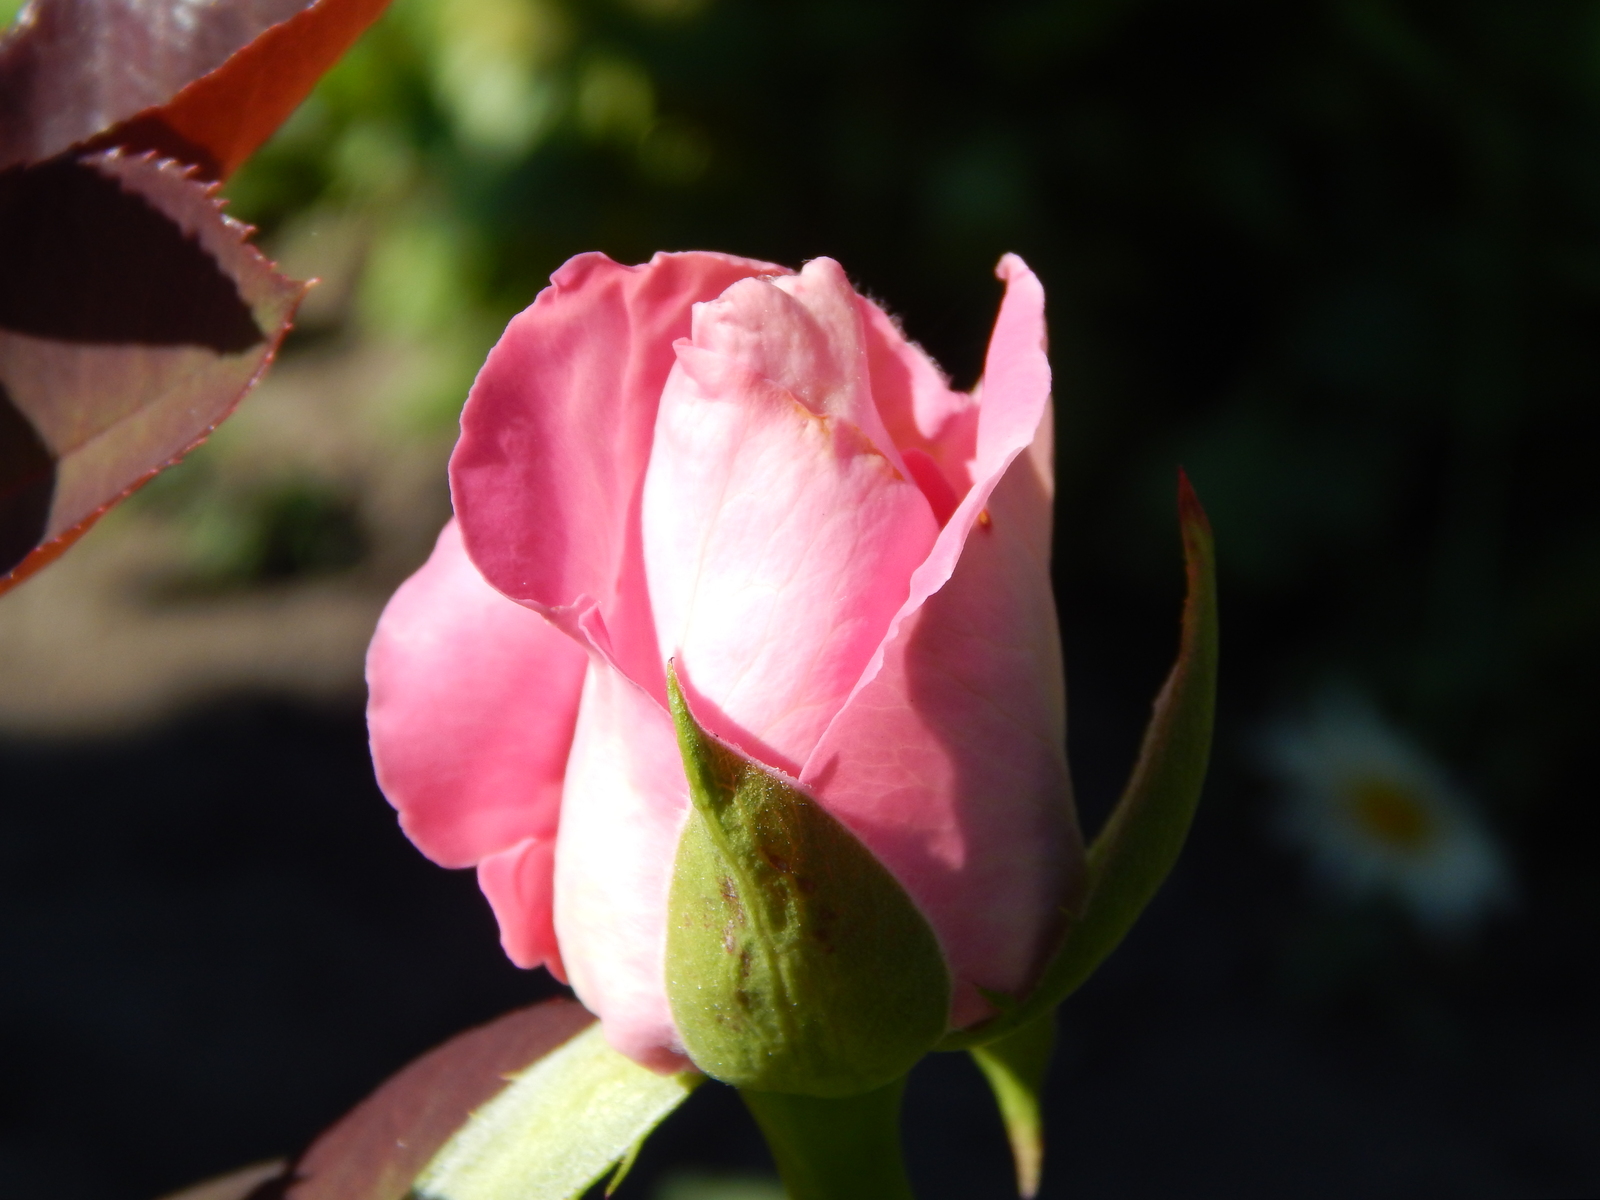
[
  {"xmin": 0, "ymin": 0, "xmax": 391, "ymax": 179},
  {"xmin": 0, "ymin": 150, "xmax": 305, "ymax": 593},
  {"xmin": 0, "ymin": 0, "xmax": 393, "ymax": 594}
]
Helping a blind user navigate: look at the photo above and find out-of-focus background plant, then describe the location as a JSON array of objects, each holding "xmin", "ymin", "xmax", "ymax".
[{"xmin": 2, "ymin": 0, "xmax": 1597, "ymax": 1197}]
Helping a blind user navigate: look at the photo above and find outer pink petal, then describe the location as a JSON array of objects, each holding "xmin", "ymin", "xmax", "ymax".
[
  {"xmin": 642, "ymin": 343, "xmax": 940, "ymax": 775},
  {"xmin": 975, "ymin": 255, "xmax": 1053, "ymax": 481},
  {"xmin": 801, "ymin": 254, "xmax": 1079, "ymax": 1026},
  {"xmin": 450, "ymin": 250, "xmax": 781, "ymax": 695},
  {"xmin": 553, "ymin": 657, "xmax": 693, "ymax": 1072},
  {"xmin": 366, "ymin": 519, "xmax": 588, "ymax": 870},
  {"xmin": 478, "ymin": 836, "xmax": 565, "ymax": 981}
]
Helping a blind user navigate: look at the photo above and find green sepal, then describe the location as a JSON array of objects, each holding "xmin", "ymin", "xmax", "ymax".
[
  {"xmin": 740, "ymin": 1079, "xmax": 915, "ymax": 1200},
  {"xmin": 969, "ymin": 1010, "xmax": 1057, "ymax": 1197},
  {"xmin": 409, "ymin": 1023, "xmax": 699, "ymax": 1200},
  {"xmin": 602, "ymin": 1135, "xmax": 646, "ymax": 1197},
  {"xmin": 943, "ymin": 472, "xmax": 1218, "ymax": 1050},
  {"xmin": 665, "ymin": 664, "xmax": 950, "ymax": 1097}
]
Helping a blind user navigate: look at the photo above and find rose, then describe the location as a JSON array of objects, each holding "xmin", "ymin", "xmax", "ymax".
[{"xmin": 366, "ymin": 250, "xmax": 1083, "ymax": 1079}]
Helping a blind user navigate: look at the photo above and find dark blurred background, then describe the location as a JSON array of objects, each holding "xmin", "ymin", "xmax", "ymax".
[{"xmin": 3, "ymin": 0, "xmax": 1598, "ymax": 1196}]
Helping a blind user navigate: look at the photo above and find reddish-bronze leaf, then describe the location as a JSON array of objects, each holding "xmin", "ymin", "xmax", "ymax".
[
  {"xmin": 0, "ymin": 0, "xmax": 305, "ymax": 169},
  {"xmin": 0, "ymin": 0, "xmax": 394, "ymax": 593},
  {"xmin": 107, "ymin": 0, "xmax": 392, "ymax": 180},
  {"xmin": 0, "ymin": 0, "xmax": 391, "ymax": 178},
  {"xmin": 0, "ymin": 150, "xmax": 305, "ymax": 594},
  {"xmin": 260, "ymin": 999, "xmax": 597, "ymax": 1200}
]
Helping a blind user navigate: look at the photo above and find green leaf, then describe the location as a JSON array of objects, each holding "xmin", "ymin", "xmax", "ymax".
[
  {"xmin": 968, "ymin": 1010, "xmax": 1056, "ymax": 1197},
  {"xmin": 289, "ymin": 999, "xmax": 595, "ymax": 1200},
  {"xmin": 410, "ymin": 1023, "xmax": 700, "ymax": 1200},
  {"xmin": 157, "ymin": 1000, "xmax": 598, "ymax": 1200},
  {"xmin": 665, "ymin": 664, "xmax": 950, "ymax": 1098},
  {"xmin": 739, "ymin": 1079, "xmax": 915, "ymax": 1200},
  {"xmin": 943, "ymin": 472, "xmax": 1218, "ymax": 1049}
]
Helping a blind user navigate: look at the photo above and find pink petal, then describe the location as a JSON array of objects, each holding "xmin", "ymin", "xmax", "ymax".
[
  {"xmin": 553, "ymin": 656, "xmax": 693, "ymax": 1073},
  {"xmin": 642, "ymin": 342, "xmax": 940, "ymax": 775},
  {"xmin": 450, "ymin": 250, "xmax": 780, "ymax": 696},
  {"xmin": 801, "ymin": 254, "xmax": 1079, "ymax": 1025},
  {"xmin": 478, "ymin": 836, "xmax": 565, "ymax": 981},
  {"xmin": 975, "ymin": 255, "xmax": 1053, "ymax": 483},
  {"xmin": 366, "ymin": 519, "xmax": 588, "ymax": 871}
]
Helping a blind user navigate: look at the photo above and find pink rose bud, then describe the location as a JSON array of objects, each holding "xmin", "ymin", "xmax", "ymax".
[{"xmin": 366, "ymin": 251, "xmax": 1085, "ymax": 1082}]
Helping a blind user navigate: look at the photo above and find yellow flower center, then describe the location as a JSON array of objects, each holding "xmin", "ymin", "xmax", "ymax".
[{"xmin": 1347, "ymin": 778, "xmax": 1435, "ymax": 851}]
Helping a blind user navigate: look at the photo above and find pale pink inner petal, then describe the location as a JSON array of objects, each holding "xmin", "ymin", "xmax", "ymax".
[
  {"xmin": 553, "ymin": 657, "xmax": 693, "ymax": 1074},
  {"xmin": 642, "ymin": 343, "xmax": 940, "ymax": 774},
  {"xmin": 366, "ymin": 519, "xmax": 587, "ymax": 870},
  {"xmin": 689, "ymin": 257, "xmax": 907, "ymax": 478}
]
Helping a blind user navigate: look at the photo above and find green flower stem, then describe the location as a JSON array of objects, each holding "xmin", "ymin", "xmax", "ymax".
[{"xmin": 739, "ymin": 1079, "xmax": 915, "ymax": 1200}]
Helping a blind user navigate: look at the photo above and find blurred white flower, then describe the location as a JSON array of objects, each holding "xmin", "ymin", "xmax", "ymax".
[{"xmin": 1258, "ymin": 692, "xmax": 1513, "ymax": 935}]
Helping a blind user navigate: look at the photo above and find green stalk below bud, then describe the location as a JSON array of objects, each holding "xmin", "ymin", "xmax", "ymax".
[{"xmin": 740, "ymin": 1079, "xmax": 915, "ymax": 1200}]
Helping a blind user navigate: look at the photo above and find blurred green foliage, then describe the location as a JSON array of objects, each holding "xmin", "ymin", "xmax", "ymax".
[
  {"xmin": 224, "ymin": 0, "xmax": 1600, "ymax": 917},
  {"xmin": 137, "ymin": 461, "xmax": 368, "ymax": 592}
]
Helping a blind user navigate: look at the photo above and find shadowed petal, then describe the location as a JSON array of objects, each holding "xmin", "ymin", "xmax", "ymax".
[{"xmin": 857, "ymin": 292, "xmax": 978, "ymax": 503}]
